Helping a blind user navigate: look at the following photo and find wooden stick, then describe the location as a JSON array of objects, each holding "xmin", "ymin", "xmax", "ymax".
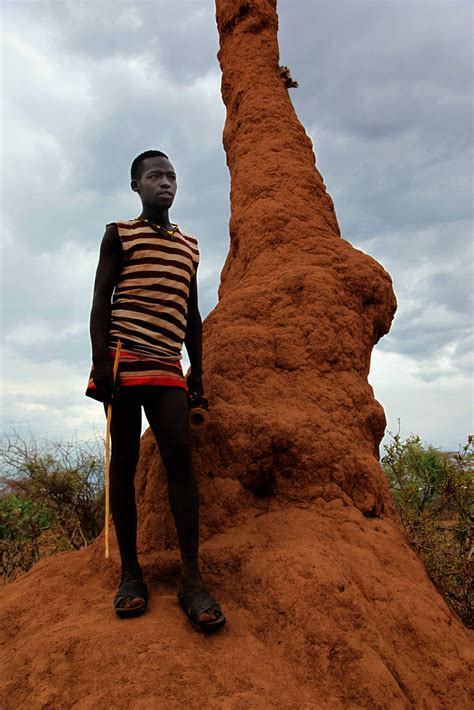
[{"xmin": 105, "ymin": 339, "xmax": 122, "ymax": 559}]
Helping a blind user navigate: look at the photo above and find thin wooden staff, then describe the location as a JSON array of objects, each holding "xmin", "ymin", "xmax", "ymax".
[{"xmin": 105, "ymin": 339, "xmax": 122, "ymax": 559}]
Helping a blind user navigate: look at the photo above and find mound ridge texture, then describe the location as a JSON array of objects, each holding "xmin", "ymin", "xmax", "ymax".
[{"xmin": 1, "ymin": 1, "xmax": 472, "ymax": 708}]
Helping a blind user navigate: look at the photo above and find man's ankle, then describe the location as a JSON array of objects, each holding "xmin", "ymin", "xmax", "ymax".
[
  {"xmin": 121, "ymin": 563, "xmax": 143, "ymax": 582},
  {"xmin": 180, "ymin": 568, "xmax": 203, "ymax": 587}
]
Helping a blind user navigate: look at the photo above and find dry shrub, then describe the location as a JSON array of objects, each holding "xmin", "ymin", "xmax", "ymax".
[
  {"xmin": 1, "ymin": 426, "xmax": 105, "ymax": 582},
  {"xmin": 382, "ymin": 427, "xmax": 473, "ymax": 628}
]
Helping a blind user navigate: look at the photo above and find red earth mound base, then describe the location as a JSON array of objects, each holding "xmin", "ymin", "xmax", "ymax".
[{"xmin": 1, "ymin": 502, "xmax": 472, "ymax": 708}]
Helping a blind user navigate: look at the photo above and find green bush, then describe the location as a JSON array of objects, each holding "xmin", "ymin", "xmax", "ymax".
[
  {"xmin": 0, "ymin": 494, "xmax": 55, "ymax": 579},
  {"xmin": 1, "ymin": 426, "xmax": 105, "ymax": 581},
  {"xmin": 382, "ymin": 429, "xmax": 473, "ymax": 628}
]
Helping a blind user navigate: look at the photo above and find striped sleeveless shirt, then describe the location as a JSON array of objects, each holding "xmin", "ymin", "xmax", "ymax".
[{"xmin": 108, "ymin": 218, "xmax": 200, "ymax": 361}]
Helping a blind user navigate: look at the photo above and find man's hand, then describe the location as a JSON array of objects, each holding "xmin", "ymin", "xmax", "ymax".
[
  {"xmin": 186, "ymin": 370, "xmax": 204, "ymax": 405},
  {"xmin": 92, "ymin": 356, "xmax": 120, "ymax": 403}
]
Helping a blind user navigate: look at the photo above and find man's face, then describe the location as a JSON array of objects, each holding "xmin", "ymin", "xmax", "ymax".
[{"xmin": 131, "ymin": 155, "xmax": 177, "ymax": 209}]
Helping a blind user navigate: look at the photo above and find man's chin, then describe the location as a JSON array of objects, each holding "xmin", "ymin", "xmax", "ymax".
[
  {"xmin": 151, "ymin": 197, "xmax": 175, "ymax": 209},
  {"xmin": 147, "ymin": 197, "xmax": 174, "ymax": 212}
]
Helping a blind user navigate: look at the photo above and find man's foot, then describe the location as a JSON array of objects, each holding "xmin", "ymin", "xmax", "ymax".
[
  {"xmin": 178, "ymin": 576, "xmax": 225, "ymax": 628},
  {"xmin": 115, "ymin": 565, "xmax": 144, "ymax": 610},
  {"xmin": 114, "ymin": 576, "xmax": 148, "ymax": 617}
]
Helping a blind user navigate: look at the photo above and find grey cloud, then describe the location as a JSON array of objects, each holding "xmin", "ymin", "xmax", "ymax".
[
  {"xmin": 423, "ymin": 271, "xmax": 473, "ymax": 316},
  {"xmin": 279, "ymin": 1, "xmax": 472, "ymax": 243},
  {"xmin": 381, "ymin": 313, "xmax": 462, "ymax": 361},
  {"xmin": 279, "ymin": 1, "xmax": 471, "ymax": 134},
  {"xmin": 5, "ymin": 1, "xmax": 219, "ymax": 80},
  {"xmin": 276, "ymin": 1, "xmax": 473, "ymax": 382}
]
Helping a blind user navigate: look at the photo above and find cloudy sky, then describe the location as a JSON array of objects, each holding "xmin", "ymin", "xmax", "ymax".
[{"xmin": 1, "ymin": 0, "xmax": 472, "ymax": 452}]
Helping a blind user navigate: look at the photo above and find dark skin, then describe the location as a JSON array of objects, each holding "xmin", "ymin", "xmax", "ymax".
[{"xmin": 90, "ymin": 155, "xmax": 218, "ymax": 623}]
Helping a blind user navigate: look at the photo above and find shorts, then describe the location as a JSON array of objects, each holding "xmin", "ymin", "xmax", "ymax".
[{"xmin": 85, "ymin": 346, "xmax": 188, "ymax": 402}]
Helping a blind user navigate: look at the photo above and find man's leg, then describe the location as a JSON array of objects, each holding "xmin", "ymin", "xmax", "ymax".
[
  {"xmin": 107, "ymin": 388, "xmax": 143, "ymax": 609},
  {"xmin": 143, "ymin": 386, "xmax": 219, "ymax": 623}
]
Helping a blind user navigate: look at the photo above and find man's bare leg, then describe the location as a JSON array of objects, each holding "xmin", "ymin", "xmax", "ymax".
[
  {"xmin": 143, "ymin": 386, "xmax": 220, "ymax": 624},
  {"xmin": 108, "ymin": 389, "xmax": 144, "ymax": 610}
]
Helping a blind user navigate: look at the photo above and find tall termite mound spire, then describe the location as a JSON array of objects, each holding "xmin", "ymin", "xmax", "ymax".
[
  {"xmin": 132, "ymin": 0, "xmax": 397, "ymax": 555},
  {"xmin": 217, "ymin": 0, "xmax": 341, "ymax": 269},
  {"xmin": 211, "ymin": 0, "xmax": 397, "ymax": 512}
]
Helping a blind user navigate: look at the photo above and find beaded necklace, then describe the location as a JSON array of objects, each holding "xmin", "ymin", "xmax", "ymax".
[{"xmin": 138, "ymin": 217, "xmax": 180, "ymax": 240}]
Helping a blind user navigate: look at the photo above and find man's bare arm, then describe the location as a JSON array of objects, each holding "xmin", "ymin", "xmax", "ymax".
[
  {"xmin": 89, "ymin": 224, "xmax": 122, "ymax": 401},
  {"xmin": 184, "ymin": 268, "xmax": 203, "ymax": 377}
]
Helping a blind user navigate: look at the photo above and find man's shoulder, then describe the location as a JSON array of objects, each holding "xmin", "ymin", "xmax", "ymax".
[
  {"xmin": 177, "ymin": 227, "xmax": 199, "ymax": 248},
  {"xmin": 106, "ymin": 218, "xmax": 142, "ymax": 231}
]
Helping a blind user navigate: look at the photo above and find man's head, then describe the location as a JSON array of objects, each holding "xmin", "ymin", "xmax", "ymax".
[{"xmin": 130, "ymin": 150, "xmax": 177, "ymax": 210}]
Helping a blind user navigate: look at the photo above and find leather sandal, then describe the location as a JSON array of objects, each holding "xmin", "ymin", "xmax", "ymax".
[
  {"xmin": 177, "ymin": 589, "xmax": 226, "ymax": 632},
  {"xmin": 114, "ymin": 579, "xmax": 148, "ymax": 618}
]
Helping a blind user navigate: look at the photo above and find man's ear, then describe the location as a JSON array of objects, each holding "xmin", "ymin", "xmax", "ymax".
[{"xmin": 131, "ymin": 179, "xmax": 140, "ymax": 193}]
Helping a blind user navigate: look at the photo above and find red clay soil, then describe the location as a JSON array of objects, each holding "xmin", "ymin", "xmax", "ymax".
[
  {"xmin": 1, "ymin": 1, "xmax": 472, "ymax": 707},
  {"xmin": 1, "ymin": 499, "xmax": 472, "ymax": 709}
]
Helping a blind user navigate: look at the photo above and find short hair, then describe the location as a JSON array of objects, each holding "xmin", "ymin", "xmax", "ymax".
[{"xmin": 130, "ymin": 150, "xmax": 169, "ymax": 180}]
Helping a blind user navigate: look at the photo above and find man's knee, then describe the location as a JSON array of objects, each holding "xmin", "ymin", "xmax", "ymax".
[
  {"xmin": 110, "ymin": 443, "xmax": 140, "ymax": 473},
  {"xmin": 159, "ymin": 434, "xmax": 191, "ymax": 467}
]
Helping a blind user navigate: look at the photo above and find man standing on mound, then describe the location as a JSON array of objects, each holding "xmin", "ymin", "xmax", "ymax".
[{"xmin": 85, "ymin": 150, "xmax": 226, "ymax": 631}]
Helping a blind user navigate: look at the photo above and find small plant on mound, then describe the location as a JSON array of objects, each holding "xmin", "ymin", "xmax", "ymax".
[
  {"xmin": 382, "ymin": 427, "xmax": 473, "ymax": 628},
  {"xmin": 1, "ymin": 426, "xmax": 105, "ymax": 582}
]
